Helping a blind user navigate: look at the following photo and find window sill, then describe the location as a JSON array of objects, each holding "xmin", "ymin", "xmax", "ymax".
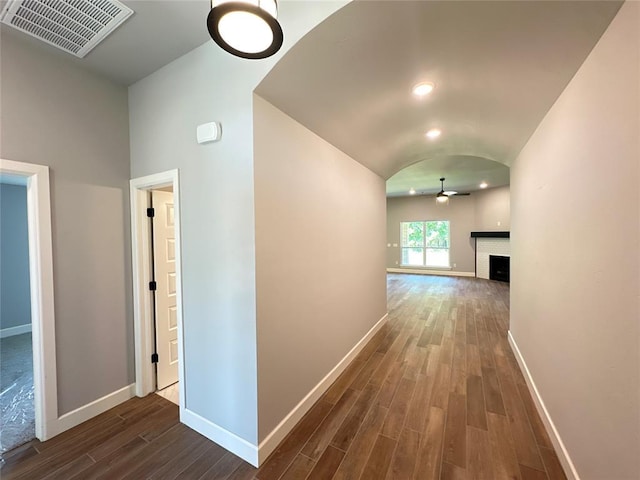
[{"xmin": 399, "ymin": 265, "xmax": 452, "ymax": 271}]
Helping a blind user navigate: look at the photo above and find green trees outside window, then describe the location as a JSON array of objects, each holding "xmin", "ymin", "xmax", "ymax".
[{"xmin": 400, "ymin": 221, "xmax": 450, "ymax": 268}]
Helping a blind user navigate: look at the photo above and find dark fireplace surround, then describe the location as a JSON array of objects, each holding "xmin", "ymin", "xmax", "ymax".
[{"xmin": 490, "ymin": 255, "xmax": 510, "ymax": 283}]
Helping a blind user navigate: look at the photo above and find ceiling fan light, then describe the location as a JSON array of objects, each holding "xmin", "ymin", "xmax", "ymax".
[
  {"xmin": 208, "ymin": 0, "xmax": 283, "ymax": 59},
  {"xmin": 436, "ymin": 177, "xmax": 449, "ymax": 204}
]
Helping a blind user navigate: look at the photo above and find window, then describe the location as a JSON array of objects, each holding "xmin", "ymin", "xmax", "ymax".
[{"xmin": 401, "ymin": 221, "xmax": 450, "ymax": 268}]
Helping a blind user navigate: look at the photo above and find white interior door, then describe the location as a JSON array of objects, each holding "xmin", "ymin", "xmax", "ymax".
[{"xmin": 151, "ymin": 190, "xmax": 178, "ymax": 390}]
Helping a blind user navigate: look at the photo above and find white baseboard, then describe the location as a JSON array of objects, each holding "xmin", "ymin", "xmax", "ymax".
[
  {"xmin": 257, "ymin": 312, "xmax": 390, "ymax": 465},
  {"xmin": 182, "ymin": 408, "xmax": 259, "ymax": 467},
  {"xmin": 387, "ymin": 268, "xmax": 475, "ymax": 278},
  {"xmin": 508, "ymin": 331, "xmax": 579, "ymax": 480},
  {"xmin": 49, "ymin": 383, "xmax": 136, "ymax": 438},
  {"xmin": 0, "ymin": 323, "xmax": 32, "ymax": 338},
  {"xmin": 176, "ymin": 313, "xmax": 390, "ymax": 468}
]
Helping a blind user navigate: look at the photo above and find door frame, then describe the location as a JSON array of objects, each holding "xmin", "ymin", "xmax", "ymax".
[
  {"xmin": 130, "ymin": 170, "xmax": 185, "ymax": 411},
  {"xmin": 0, "ymin": 158, "xmax": 57, "ymax": 441}
]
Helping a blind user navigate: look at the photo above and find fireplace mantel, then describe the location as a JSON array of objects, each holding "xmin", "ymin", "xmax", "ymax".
[{"xmin": 470, "ymin": 231, "xmax": 510, "ymax": 238}]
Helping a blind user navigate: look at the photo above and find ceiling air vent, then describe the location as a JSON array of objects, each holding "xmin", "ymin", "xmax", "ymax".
[{"xmin": 1, "ymin": 0, "xmax": 133, "ymax": 58}]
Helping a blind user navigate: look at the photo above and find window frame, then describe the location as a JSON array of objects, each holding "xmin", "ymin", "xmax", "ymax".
[{"xmin": 400, "ymin": 220, "xmax": 451, "ymax": 269}]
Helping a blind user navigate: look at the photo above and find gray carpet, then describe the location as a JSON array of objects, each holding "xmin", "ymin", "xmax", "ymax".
[{"xmin": 0, "ymin": 332, "xmax": 35, "ymax": 453}]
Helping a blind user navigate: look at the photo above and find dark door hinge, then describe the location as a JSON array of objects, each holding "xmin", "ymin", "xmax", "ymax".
[
  {"xmin": 147, "ymin": 207, "xmax": 155, "ymax": 218},
  {"xmin": 149, "ymin": 281, "xmax": 157, "ymax": 291},
  {"xmin": 151, "ymin": 353, "xmax": 159, "ymax": 363}
]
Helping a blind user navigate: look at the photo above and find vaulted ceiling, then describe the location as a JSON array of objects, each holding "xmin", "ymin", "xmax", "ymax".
[
  {"xmin": 255, "ymin": 0, "xmax": 622, "ymax": 193},
  {"xmin": 2, "ymin": 0, "xmax": 622, "ymax": 196}
]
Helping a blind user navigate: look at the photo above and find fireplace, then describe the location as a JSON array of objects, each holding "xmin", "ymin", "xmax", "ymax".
[{"xmin": 489, "ymin": 255, "xmax": 510, "ymax": 283}]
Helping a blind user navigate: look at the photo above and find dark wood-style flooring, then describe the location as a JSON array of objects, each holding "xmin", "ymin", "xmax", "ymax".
[{"xmin": 1, "ymin": 274, "xmax": 567, "ymax": 479}]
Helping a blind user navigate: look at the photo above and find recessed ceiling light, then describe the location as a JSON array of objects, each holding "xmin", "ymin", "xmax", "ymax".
[
  {"xmin": 479, "ymin": 182, "xmax": 488, "ymax": 189},
  {"xmin": 412, "ymin": 82, "xmax": 434, "ymax": 97},
  {"xmin": 426, "ymin": 128, "xmax": 441, "ymax": 139},
  {"xmin": 409, "ymin": 188, "xmax": 416, "ymax": 195}
]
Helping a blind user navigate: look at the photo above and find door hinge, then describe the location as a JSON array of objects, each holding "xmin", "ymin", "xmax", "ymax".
[
  {"xmin": 149, "ymin": 281, "xmax": 157, "ymax": 291},
  {"xmin": 147, "ymin": 207, "xmax": 155, "ymax": 218},
  {"xmin": 151, "ymin": 353, "xmax": 159, "ymax": 363}
]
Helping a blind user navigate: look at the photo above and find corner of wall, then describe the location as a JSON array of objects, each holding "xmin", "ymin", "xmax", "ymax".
[
  {"xmin": 256, "ymin": 313, "xmax": 389, "ymax": 465},
  {"xmin": 508, "ymin": 332, "xmax": 579, "ymax": 480}
]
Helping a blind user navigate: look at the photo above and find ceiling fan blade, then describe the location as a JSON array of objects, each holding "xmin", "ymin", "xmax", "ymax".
[{"xmin": 433, "ymin": 178, "xmax": 472, "ymax": 198}]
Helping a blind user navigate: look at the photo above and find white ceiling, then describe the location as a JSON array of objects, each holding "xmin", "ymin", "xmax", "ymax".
[
  {"xmin": 386, "ymin": 156, "xmax": 509, "ymax": 197},
  {"xmin": 255, "ymin": 0, "xmax": 622, "ymax": 193},
  {"xmin": 1, "ymin": 0, "xmax": 212, "ymax": 85},
  {"xmin": 1, "ymin": 0, "xmax": 622, "ymax": 194}
]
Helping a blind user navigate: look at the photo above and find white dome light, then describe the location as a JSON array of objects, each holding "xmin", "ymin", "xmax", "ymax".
[
  {"xmin": 208, "ymin": 0, "xmax": 283, "ymax": 59},
  {"xmin": 218, "ymin": 11, "xmax": 273, "ymax": 53}
]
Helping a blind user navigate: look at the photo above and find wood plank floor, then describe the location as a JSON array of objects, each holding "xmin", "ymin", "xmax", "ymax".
[{"xmin": 0, "ymin": 274, "xmax": 567, "ymax": 479}]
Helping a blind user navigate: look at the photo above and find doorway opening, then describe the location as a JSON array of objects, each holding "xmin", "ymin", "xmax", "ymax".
[
  {"xmin": 0, "ymin": 159, "xmax": 58, "ymax": 449},
  {"xmin": 130, "ymin": 170, "xmax": 185, "ymax": 412},
  {"xmin": 0, "ymin": 178, "xmax": 34, "ymax": 452}
]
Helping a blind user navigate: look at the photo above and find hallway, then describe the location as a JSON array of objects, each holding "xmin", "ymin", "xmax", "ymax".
[
  {"xmin": 0, "ymin": 274, "xmax": 566, "ymax": 479},
  {"xmin": 257, "ymin": 274, "xmax": 565, "ymax": 479}
]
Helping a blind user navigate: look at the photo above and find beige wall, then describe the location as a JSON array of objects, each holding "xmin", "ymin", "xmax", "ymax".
[
  {"xmin": 3, "ymin": 0, "xmax": 350, "ymax": 453},
  {"xmin": 386, "ymin": 186, "xmax": 510, "ymax": 273},
  {"xmin": 474, "ymin": 185, "xmax": 510, "ymax": 230},
  {"xmin": 510, "ymin": 3, "xmax": 639, "ymax": 478},
  {"xmin": 128, "ymin": 1, "xmax": 348, "ymax": 447},
  {"xmin": 129, "ymin": 39, "xmax": 261, "ymax": 444},
  {"xmin": 0, "ymin": 32, "xmax": 132, "ymax": 414},
  {"xmin": 254, "ymin": 96, "xmax": 387, "ymax": 440}
]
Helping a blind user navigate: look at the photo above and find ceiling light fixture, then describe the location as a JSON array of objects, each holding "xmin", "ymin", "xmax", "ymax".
[
  {"xmin": 436, "ymin": 177, "xmax": 449, "ymax": 205},
  {"xmin": 436, "ymin": 193, "xmax": 449, "ymax": 204},
  {"xmin": 426, "ymin": 128, "xmax": 441, "ymax": 139},
  {"xmin": 412, "ymin": 82, "xmax": 434, "ymax": 97},
  {"xmin": 207, "ymin": 0, "xmax": 283, "ymax": 59},
  {"xmin": 409, "ymin": 188, "xmax": 416, "ymax": 195},
  {"xmin": 479, "ymin": 182, "xmax": 488, "ymax": 189}
]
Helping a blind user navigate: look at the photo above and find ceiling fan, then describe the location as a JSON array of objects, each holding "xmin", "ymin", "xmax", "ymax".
[{"xmin": 436, "ymin": 177, "xmax": 470, "ymax": 203}]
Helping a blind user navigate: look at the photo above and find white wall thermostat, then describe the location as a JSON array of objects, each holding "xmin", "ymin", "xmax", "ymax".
[{"xmin": 196, "ymin": 122, "xmax": 222, "ymax": 144}]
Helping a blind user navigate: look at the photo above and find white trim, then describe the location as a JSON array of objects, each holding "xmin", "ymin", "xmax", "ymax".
[
  {"xmin": 130, "ymin": 170, "xmax": 186, "ymax": 412},
  {"xmin": 180, "ymin": 313, "xmax": 390, "ymax": 467},
  {"xmin": 387, "ymin": 268, "xmax": 475, "ymax": 277},
  {"xmin": 508, "ymin": 331, "xmax": 579, "ymax": 480},
  {"xmin": 182, "ymin": 408, "xmax": 260, "ymax": 467},
  {"xmin": 0, "ymin": 323, "xmax": 32, "ymax": 338},
  {"xmin": 257, "ymin": 312, "xmax": 389, "ymax": 464},
  {"xmin": 0, "ymin": 158, "xmax": 57, "ymax": 441},
  {"xmin": 51, "ymin": 384, "xmax": 135, "ymax": 437},
  {"xmin": 401, "ymin": 265, "xmax": 452, "ymax": 271}
]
